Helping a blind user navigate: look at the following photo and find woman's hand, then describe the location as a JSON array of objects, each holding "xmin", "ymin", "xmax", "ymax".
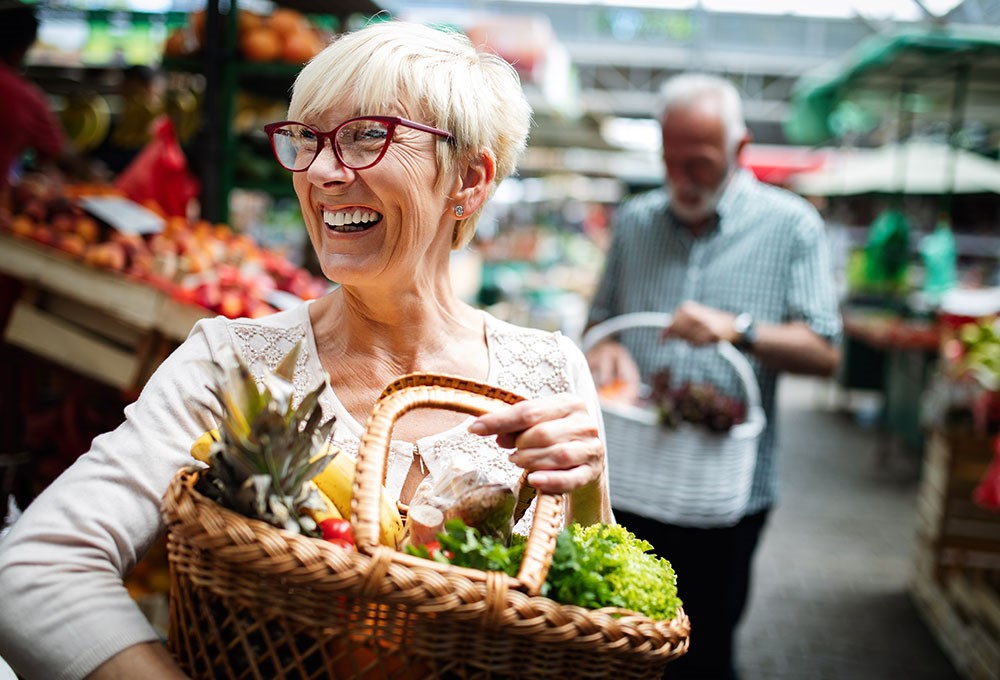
[
  {"xmin": 467, "ymin": 394, "xmax": 610, "ymax": 524},
  {"xmin": 467, "ymin": 394, "xmax": 604, "ymax": 493}
]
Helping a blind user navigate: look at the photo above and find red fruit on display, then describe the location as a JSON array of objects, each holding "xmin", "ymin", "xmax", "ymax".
[
  {"xmin": 30, "ymin": 226, "xmax": 57, "ymax": 247},
  {"xmin": 192, "ymin": 280, "xmax": 221, "ymax": 310},
  {"xmin": 218, "ymin": 291, "xmax": 245, "ymax": 319},
  {"xmin": 55, "ymin": 233, "xmax": 87, "ymax": 258}
]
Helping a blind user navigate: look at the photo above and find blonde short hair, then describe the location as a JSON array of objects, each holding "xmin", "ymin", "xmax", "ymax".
[{"xmin": 288, "ymin": 20, "xmax": 532, "ymax": 248}]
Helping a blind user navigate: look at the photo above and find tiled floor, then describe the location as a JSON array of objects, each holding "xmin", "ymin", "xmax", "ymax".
[{"xmin": 736, "ymin": 376, "xmax": 961, "ymax": 680}]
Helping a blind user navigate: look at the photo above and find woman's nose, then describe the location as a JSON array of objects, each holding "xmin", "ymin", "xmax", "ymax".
[{"xmin": 306, "ymin": 142, "xmax": 353, "ymax": 183}]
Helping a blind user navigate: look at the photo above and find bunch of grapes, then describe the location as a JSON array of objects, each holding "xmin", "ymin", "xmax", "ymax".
[{"xmin": 649, "ymin": 369, "xmax": 747, "ymax": 433}]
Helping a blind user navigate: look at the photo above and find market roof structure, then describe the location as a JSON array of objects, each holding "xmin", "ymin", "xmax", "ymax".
[{"xmin": 784, "ymin": 25, "xmax": 1000, "ymax": 145}]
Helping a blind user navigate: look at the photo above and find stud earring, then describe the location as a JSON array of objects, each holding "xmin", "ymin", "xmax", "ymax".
[{"xmin": 454, "ymin": 205, "xmax": 465, "ymax": 218}]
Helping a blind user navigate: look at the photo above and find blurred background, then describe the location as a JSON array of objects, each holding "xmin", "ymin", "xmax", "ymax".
[{"xmin": 1, "ymin": 1, "xmax": 1000, "ymax": 678}]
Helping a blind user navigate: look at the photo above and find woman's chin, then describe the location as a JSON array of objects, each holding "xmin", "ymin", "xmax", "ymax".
[{"xmin": 315, "ymin": 256, "xmax": 380, "ymax": 287}]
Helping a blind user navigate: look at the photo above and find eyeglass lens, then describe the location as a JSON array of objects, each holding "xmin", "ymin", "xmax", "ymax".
[{"xmin": 270, "ymin": 119, "xmax": 393, "ymax": 171}]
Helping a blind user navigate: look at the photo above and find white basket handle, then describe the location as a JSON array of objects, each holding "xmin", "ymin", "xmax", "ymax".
[{"xmin": 581, "ymin": 312, "xmax": 765, "ymax": 437}]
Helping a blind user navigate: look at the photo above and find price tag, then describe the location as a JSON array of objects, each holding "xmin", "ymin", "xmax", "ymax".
[{"xmin": 79, "ymin": 196, "xmax": 166, "ymax": 236}]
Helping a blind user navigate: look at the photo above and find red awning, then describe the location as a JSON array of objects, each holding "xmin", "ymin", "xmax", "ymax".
[{"xmin": 740, "ymin": 144, "xmax": 829, "ymax": 186}]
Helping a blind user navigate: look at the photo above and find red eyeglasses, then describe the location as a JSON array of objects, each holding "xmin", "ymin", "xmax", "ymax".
[{"xmin": 264, "ymin": 116, "xmax": 455, "ymax": 172}]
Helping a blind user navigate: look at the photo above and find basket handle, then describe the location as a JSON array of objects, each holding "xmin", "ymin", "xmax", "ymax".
[
  {"xmin": 581, "ymin": 312, "xmax": 765, "ymax": 432},
  {"xmin": 353, "ymin": 373, "xmax": 566, "ymax": 596}
]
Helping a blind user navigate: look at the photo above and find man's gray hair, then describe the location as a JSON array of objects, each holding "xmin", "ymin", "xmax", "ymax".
[{"xmin": 656, "ymin": 73, "xmax": 748, "ymax": 153}]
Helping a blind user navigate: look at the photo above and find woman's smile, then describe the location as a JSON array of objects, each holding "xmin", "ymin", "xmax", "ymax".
[{"xmin": 320, "ymin": 206, "xmax": 384, "ymax": 233}]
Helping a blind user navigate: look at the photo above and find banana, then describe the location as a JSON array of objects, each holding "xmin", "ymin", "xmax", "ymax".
[
  {"xmin": 311, "ymin": 444, "xmax": 405, "ymax": 549},
  {"xmin": 310, "ymin": 444, "xmax": 353, "ymax": 518},
  {"xmin": 190, "ymin": 428, "xmax": 220, "ymax": 464},
  {"xmin": 300, "ymin": 481, "xmax": 344, "ymax": 523}
]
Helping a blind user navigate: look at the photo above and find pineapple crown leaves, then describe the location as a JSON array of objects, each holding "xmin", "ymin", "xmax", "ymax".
[{"xmin": 197, "ymin": 339, "xmax": 336, "ymax": 509}]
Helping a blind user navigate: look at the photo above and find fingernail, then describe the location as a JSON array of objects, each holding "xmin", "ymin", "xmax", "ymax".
[
  {"xmin": 467, "ymin": 421, "xmax": 486, "ymax": 434},
  {"xmin": 528, "ymin": 472, "xmax": 548, "ymax": 487}
]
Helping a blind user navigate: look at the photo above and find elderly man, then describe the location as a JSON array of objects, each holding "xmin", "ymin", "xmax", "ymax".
[{"xmin": 586, "ymin": 73, "xmax": 842, "ymax": 679}]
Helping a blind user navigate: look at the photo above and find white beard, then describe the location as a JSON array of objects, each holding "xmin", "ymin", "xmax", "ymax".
[{"xmin": 668, "ymin": 166, "xmax": 734, "ymax": 225}]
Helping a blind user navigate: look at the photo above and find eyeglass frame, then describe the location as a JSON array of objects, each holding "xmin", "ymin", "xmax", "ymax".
[{"xmin": 263, "ymin": 116, "xmax": 456, "ymax": 172}]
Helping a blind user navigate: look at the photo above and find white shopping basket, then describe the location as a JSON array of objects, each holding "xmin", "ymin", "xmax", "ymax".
[{"xmin": 583, "ymin": 312, "xmax": 766, "ymax": 528}]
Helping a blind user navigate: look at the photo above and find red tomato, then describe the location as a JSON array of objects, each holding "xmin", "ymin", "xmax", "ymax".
[
  {"xmin": 423, "ymin": 541, "xmax": 453, "ymax": 561},
  {"xmin": 319, "ymin": 518, "xmax": 355, "ymax": 544}
]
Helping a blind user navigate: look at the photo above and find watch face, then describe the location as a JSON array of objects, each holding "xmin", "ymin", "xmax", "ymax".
[{"xmin": 734, "ymin": 313, "xmax": 755, "ymax": 347}]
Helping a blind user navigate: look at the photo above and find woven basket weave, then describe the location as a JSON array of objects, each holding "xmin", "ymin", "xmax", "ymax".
[
  {"xmin": 163, "ymin": 372, "xmax": 690, "ymax": 679},
  {"xmin": 582, "ymin": 313, "xmax": 766, "ymax": 528}
]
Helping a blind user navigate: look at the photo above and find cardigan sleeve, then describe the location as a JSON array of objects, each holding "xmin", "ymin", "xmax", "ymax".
[{"xmin": 0, "ymin": 317, "xmax": 230, "ymax": 680}]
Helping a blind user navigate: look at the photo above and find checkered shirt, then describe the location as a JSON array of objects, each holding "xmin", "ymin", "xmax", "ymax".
[{"xmin": 588, "ymin": 169, "xmax": 842, "ymax": 515}]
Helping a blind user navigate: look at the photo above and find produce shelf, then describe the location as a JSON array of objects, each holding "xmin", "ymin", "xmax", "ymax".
[{"xmin": 0, "ymin": 233, "xmax": 210, "ymax": 391}]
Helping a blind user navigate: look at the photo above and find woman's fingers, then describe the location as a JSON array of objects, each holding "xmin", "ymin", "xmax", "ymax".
[
  {"xmin": 513, "ymin": 438, "xmax": 603, "ymax": 493},
  {"xmin": 468, "ymin": 393, "xmax": 581, "ymax": 438},
  {"xmin": 525, "ymin": 464, "xmax": 596, "ymax": 495},
  {"xmin": 468, "ymin": 395, "xmax": 604, "ymax": 493}
]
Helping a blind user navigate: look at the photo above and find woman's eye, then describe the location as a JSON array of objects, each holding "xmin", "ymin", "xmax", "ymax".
[{"xmin": 360, "ymin": 127, "xmax": 387, "ymax": 140}]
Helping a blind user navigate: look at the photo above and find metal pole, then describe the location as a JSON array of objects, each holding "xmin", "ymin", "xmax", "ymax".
[
  {"xmin": 892, "ymin": 83, "xmax": 914, "ymax": 206},
  {"xmin": 942, "ymin": 62, "xmax": 970, "ymax": 215},
  {"xmin": 198, "ymin": 0, "xmax": 222, "ymax": 222}
]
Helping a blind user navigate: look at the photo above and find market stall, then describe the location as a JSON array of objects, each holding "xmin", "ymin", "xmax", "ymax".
[{"xmin": 912, "ymin": 317, "xmax": 1000, "ymax": 680}]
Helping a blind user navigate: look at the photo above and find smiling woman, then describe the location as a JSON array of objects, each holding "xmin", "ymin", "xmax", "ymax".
[{"xmin": 0, "ymin": 19, "xmax": 614, "ymax": 680}]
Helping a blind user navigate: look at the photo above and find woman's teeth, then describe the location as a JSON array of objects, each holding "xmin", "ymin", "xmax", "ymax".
[{"xmin": 323, "ymin": 208, "xmax": 381, "ymax": 232}]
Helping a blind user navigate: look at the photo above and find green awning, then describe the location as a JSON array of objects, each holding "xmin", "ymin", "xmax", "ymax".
[{"xmin": 784, "ymin": 25, "xmax": 1000, "ymax": 145}]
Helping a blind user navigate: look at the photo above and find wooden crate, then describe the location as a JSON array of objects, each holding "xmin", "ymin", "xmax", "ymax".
[
  {"xmin": 4, "ymin": 298, "xmax": 147, "ymax": 391},
  {"xmin": 912, "ymin": 547, "xmax": 1000, "ymax": 680},
  {"xmin": 916, "ymin": 428, "xmax": 1000, "ymax": 573},
  {"xmin": 0, "ymin": 235, "xmax": 209, "ymax": 392},
  {"xmin": 911, "ymin": 425, "xmax": 1000, "ymax": 680}
]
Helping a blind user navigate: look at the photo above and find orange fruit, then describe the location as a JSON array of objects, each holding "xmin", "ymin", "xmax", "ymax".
[
  {"xmin": 241, "ymin": 26, "xmax": 282, "ymax": 62},
  {"xmin": 237, "ymin": 10, "xmax": 265, "ymax": 36},
  {"xmin": 282, "ymin": 30, "xmax": 321, "ymax": 64},
  {"xmin": 269, "ymin": 8, "xmax": 308, "ymax": 38}
]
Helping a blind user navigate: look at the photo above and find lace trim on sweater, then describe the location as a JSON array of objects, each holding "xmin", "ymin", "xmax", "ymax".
[{"xmin": 228, "ymin": 317, "xmax": 571, "ymax": 533}]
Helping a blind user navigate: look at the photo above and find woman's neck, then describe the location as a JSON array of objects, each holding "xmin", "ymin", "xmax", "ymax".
[{"xmin": 309, "ymin": 288, "xmax": 486, "ymax": 376}]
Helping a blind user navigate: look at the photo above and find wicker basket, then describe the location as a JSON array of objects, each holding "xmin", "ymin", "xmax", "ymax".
[
  {"xmin": 163, "ymin": 372, "xmax": 690, "ymax": 679},
  {"xmin": 582, "ymin": 313, "xmax": 766, "ymax": 528}
]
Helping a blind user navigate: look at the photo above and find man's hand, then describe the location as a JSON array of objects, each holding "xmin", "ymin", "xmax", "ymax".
[
  {"xmin": 665, "ymin": 300, "xmax": 841, "ymax": 376},
  {"xmin": 663, "ymin": 301, "xmax": 738, "ymax": 345},
  {"xmin": 585, "ymin": 338, "xmax": 642, "ymax": 404}
]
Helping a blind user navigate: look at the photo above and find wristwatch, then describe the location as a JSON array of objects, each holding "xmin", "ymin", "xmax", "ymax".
[{"xmin": 732, "ymin": 313, "xmax": 757, "ymax": 350}]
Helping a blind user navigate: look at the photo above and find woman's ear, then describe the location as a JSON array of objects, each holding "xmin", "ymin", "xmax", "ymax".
[{"xmin": 450, "ymin": 148, "xmax": 496, "ymax": 216}]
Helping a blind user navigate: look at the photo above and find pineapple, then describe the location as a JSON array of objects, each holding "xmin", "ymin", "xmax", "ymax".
[{"xmin": 195, "ymin": 339, "xmax": 336, "ymax": 537}]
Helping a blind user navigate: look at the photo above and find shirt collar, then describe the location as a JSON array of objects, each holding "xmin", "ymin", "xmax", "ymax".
[
  {"xmin": 715, "ymin": 167, "xmax": 754, "ymax": 224},
  {"xmin": 666, "ymin": 168, "xmax": 754, "ymax": 236}
]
